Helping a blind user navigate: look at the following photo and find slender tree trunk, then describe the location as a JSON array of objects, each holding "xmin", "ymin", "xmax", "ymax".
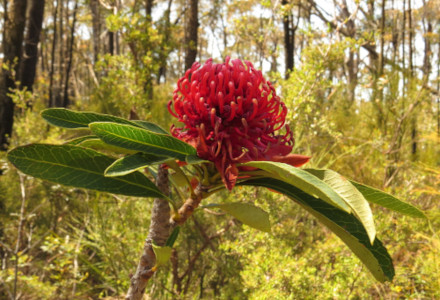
[
  {"xmin": 341, "ymin": 0, "xmax": 357, "ymax": 105},
  {"xmin": 391, "ymin": 0, "xmax": 398, "ymax": 65},
  {"xmin": 282, "ymin": 0, "xmax": 293, "ymax": 79},
  {"xmin": 437, "ymin": 28, "xmax": 440, "ymax": 137},
  {"xmin": 143, "ymin": 0, "xmax": 154, "ymax": 100},
  {"xmin": 145, "ymin": 0, "xmax": 153, "ymax": 18},
  {"xmin": 57, "ymin": 0, "xmax": 64, "ymax": 106},
  {"xmin": 408, "ymin": 0, "xmax": 413, "ymax": 76},
  {"xmin": 63, "ymin": 0, "xmax": 79, "ymax": 107},
  {"xmin": 401, "ymin": 0, "xmax": 406, "ymax": 87},
  {"xmin": 108, "ymin": 31, "xmax": 114, "ymax": 55},
  {"xmin": 90, "ymin": 0, "xmax": 101, "ymax": 64},
  {"xmin": 19, "ymin": 0, "xmax": 45, "ymax": 99},
  {"xmin": 408, "ymin": 0, "xmax": 417, "ymax": 157},
  {"xmin": 157, "ymin": 0, "xmax": 173, "ymax": 84},
  {"xmin": 49, "ymin": 0, "xmax": 59, "ymax": 107},
  {"xmin": 0, "ymin": 0, "xmax": 27, "ymax": 150},
  {"xmin": 379, "ymin": 0, "xmax": 385, "ymax": 76},
  {"xmin": 184, "ymin": 0, "xmax": 199, "ymax": 70},
  {"xmin": 422, "ymin": 22, "xmax": 432, "ymax": 77}
]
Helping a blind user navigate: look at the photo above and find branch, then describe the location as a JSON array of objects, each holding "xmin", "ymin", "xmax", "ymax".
[
  {"xmin": 126, "ymin": 168, "xmax": 207, "ymax": 299},
  {"xmin": 125, "ymin": 165, "xmax": 171, "ymax": 300},
  {"xmin": 171, "ymin": 186, "xmax": 204, "ymax": 225},
  {"xmin": 179, "ymin": 222, "xmax": 231, "ymax": 294}
]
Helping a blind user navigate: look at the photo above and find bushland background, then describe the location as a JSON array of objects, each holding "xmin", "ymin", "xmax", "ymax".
[{"xmin": 0, "ymin": 0, "xmax": 439, "ymax": 299}]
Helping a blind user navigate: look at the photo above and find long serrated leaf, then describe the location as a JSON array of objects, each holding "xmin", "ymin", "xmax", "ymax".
[
  {"xmin": 305, "ymin": 169, "xmax": 376, "ymax": 243},
  {"xmin": 239, "ymin": 177, "xmax": 394, "ymax": 282},
  {"xmin": 350, "ymin": 181, "xmax": 426, "ymax": 219},
  {"xmin": 7, "ymin": 144, "xmax": 164, "ymax": 198},
  {"xmin": 242, "ymin": 161, "xmax": 351, "ymax": 213},
  {"xmin": 209, "ymin": 202, "xmax": 271, "ymax": 232},
  {"xmin": 89, "ymin": 122, "xmax": 197, "ymax": 161},
  {"xmin": 105, "ymin": 153, "xmax": 169, "ymax": 177}
]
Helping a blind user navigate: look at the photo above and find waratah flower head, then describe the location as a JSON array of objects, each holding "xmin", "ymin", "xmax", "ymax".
[{"xmin": 168, "ymin": 57, "xmax": 309, "ymax": 190}]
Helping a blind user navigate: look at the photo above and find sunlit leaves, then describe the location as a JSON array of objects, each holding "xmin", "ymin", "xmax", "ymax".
[
  {"xmin": 7, "ymin": 144, "xmax": 164, "ymax": 198},
  {"xmin": 89, "ymin": 122, "xmax": 197, "ymax": 161},
  {"xmin": 240, "ymin": 177, "xmax": 394, "ymax": 282}
]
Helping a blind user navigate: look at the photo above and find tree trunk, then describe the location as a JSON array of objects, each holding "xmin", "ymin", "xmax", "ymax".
[
  {"xmin": 379, "ymin": 0, "xmax": 385, "ymax": 76},
  {"xmin": 408, "ymin": 0, "xmax": 417, "ymax": 157},
  {"xmin": 62, "ymin": 0, "xmax": 79, "ymax": 107},
  {"xmin": 145, "ymin": 0, "xmax": 153, "ymax": 18},
  {"xmin": 49, "ymin": 0, "xmax": 59, "ymax": 107},
  {"xmin": 157, "ymin": 0, "xmax": 173, "ymax": 84},
  {"xmin": 89, "ymin": 0, "xmax": 101, "ymax": 64},
  {"xmin": 341, "ymin": 0, "xmax": 357, "ymax": 105},
  {"xmin": 0, "ymin": 0, "xmax": 27, "ymax": 150},
  {"xmin": 282, "ymin": 0, "xmax": 293, "ymax": 79},
  {"xmin": 19, "ymin": 0, "xmax": 45, "ymax": 97},
  {"xmin": 184, "ymin": 0, "xmax": 199, "ymax": 70},
  {"xmin": 125, "ymin": 166, "xmax": 171, "ymax": 300}
]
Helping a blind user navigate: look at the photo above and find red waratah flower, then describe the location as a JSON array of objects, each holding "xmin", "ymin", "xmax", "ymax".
[{"xmin": 168, "ymin": 57, "xmax": 310, "ymax": 190}]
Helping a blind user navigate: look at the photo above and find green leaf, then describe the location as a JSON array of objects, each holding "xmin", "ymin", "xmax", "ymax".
[
  {"xmin": 105, "ymin": 153, "xmax": 169, "ymax": 177},
  {"xmin": 350, "ymin": 181, "xmax": 427, "ymax": 219},
  {"xmin": 65, "ymin": 135, "xmax": 97, "ymax": 145},
  {"xmin": 41, "ymin": 108, "xmax": 138, "ymax": 129},
  {"xmin": 239, "ymin": 177, "xmax": 394, "ymax": 282},
  {"xmin": 130, "ymin": 120, "xmax": 169, "ymax": 135},
  {"xmin": 74, "ymin": 138, "xmax": 137, "ymax": 155},
  {"xmin": 242, "ymin": 161, "xmax": 351, "ymax": 213},
  {"xmin": 152, "ymin": 244, "xmax": 172, "ymax": 266},
  {"xmin": 166, "ymin": 227, "xmax": 180, "ymax": 247},
  {"xmin": 89, "ymin": 122, "xmax": 197, "ymax": 161},
  {"xmin": 7, "ymin": 144, "xmax": 164, "ymax": 198},
  {"xmin": 185, "ymin": 155, "xmax": 209, "ymax": 164},
  {"xmin": 209, "ymin": 202, "xmax": 271, "ymax": 232},
  {"xmin": 305, "ymin": 169, "xmax": 376, "ymax": 243}
]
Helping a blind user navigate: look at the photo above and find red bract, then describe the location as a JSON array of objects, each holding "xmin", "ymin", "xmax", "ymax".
[{"xmin": 168, "ymin": 57, "xmax": 309, "ymax": 190}]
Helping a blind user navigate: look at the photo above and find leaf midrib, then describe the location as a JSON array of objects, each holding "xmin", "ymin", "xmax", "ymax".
[
  {"xmin": 9, "ymin": 153, "xmax": 159, "ymax": 193},
  {"xmin": 44, "ymin": 113, "xmax": 92, "ymax": 127},
  {"xmin": 94, "ymin": 124, "xmax": 192, "ymax": 156}
]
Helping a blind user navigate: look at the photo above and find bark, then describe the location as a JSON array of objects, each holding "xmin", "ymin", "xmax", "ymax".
[
  {"xmin": 157, "ymin": 0, "xmax": 173, "ymax": 84},
  {"xmin": 422, "ymin": 22, "xmax": 432, "ymax": 76},
  {"xmin": 62, "ymin": 0, "xmax": 79, "ymax": 107},
  {"xmin": 282, "ymin": 0, "xmax": 293, "ymax": 79},
  {"xmin": 282, "ymin": 1, "xmax": 300, "ymax": 79},
  {"xmin": 391, "ymin": 0, "xmax": 399, "ymax": 64},
  {"xmin": 341, "ymin": 0, "xmax": 357, "ymax": 105},
  {"xmin": 125, "ymin": 165, "xmax": 205, "ymax": 299},
  {"xmin": 408, "ymin": 0, "xmax": 417, "ymax": 157},
  {"xmin": 408, "ymin": 0, "xmax": 413, "ymax": 76},
  {"xmin": 125, "ymin": 166, "xmax": 171, "ymax": 300},
  {"xmin": 184, "ymin": 0, "xmax": 199, "ymax": 70},
  {"xmin": 402, "ymin": 0, "xmax": 406, "ymax": 80},
  {"xmin": 0, "ymin": 0, "xmax": 27, "ymax": 150},
  {"xmin": 379, "ymin": 0, "xmax": 385, "ymax": 76},
  {"xmin": 19, "ymin": 0, "xmax": 45, "ymax": 96},
  {"xmin": 145, "ymin": 0, "xmax": 153, "ymax": 18},
  {"xmin": 90, "ymin": 0, "xmax": 101, "ymax": 63},
  {"xmin": 108, "ymin": 31, "xmax": 114, "ymax": 55},
  {"xmin": 49, "ymin": 0, "xmax": 59, "ymax": 107}
]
